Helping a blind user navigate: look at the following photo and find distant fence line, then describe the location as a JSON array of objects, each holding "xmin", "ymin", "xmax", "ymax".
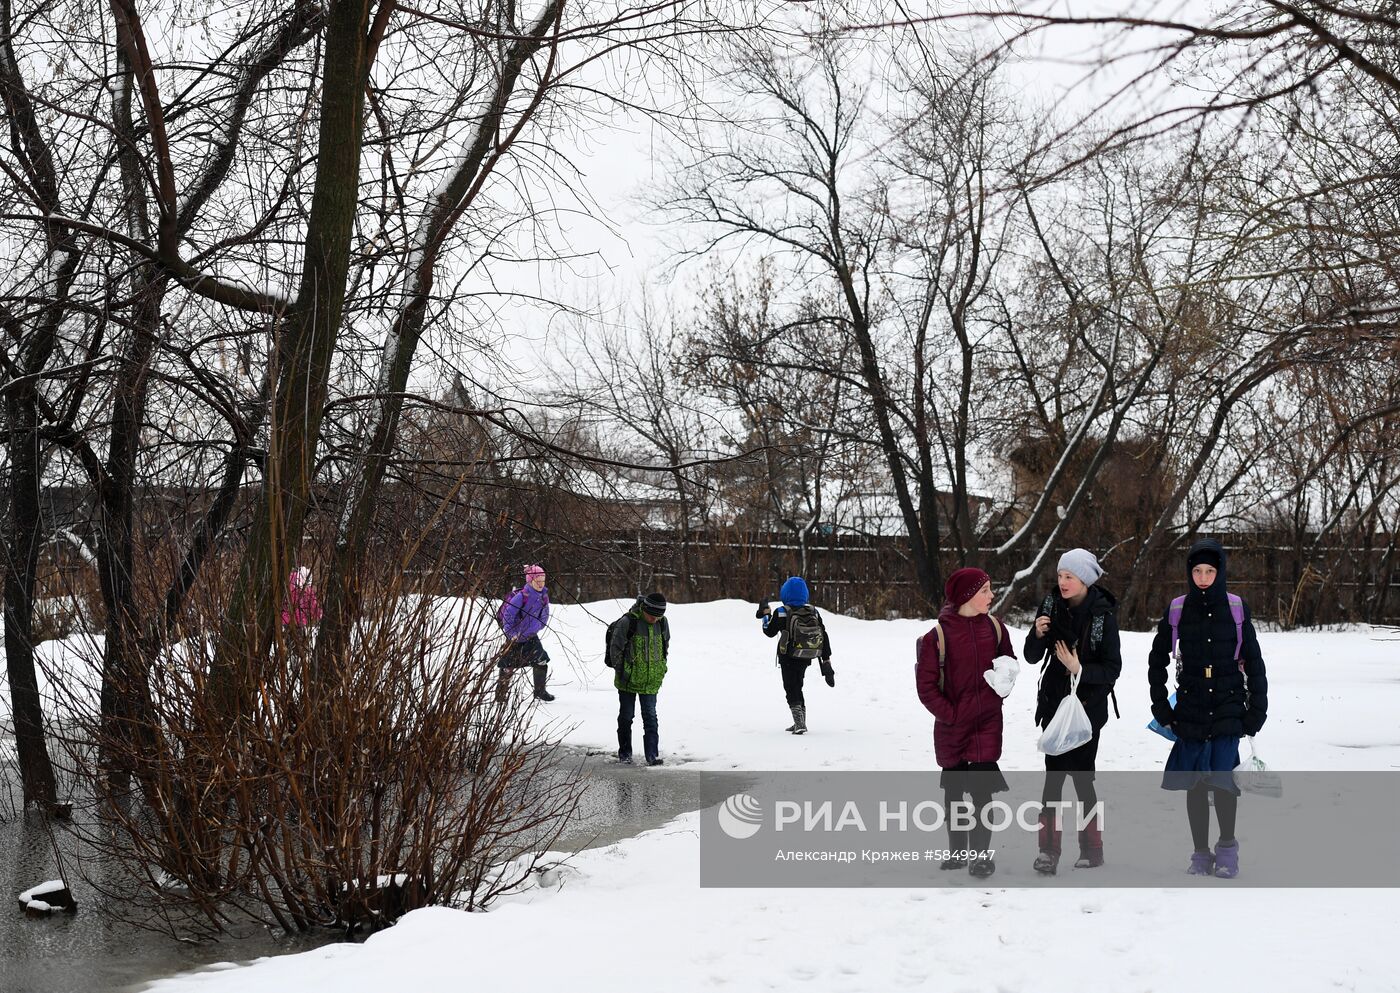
[
  {"xmin": 30, "ymin": 519, "xmax": 1398, "ymax": 630},
  {"xmin": 418, "ymin": 529, "xmax": 1400, "ymax": 630}
]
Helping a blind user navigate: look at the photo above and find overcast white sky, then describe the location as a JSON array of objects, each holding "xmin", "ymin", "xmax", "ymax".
[{"xmin": 459, "ymin": 0, "xmax": 1221, "ymax": 402}]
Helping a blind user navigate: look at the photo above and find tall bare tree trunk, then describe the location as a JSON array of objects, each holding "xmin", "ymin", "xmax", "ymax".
[
  {"xmin": 213, "ymin": 0, "xmax": 376, "ymax": 717},
  {"xmin": 4, "ymin": 394, "xmax": 58, "ymax": 809},
  {"xmin": 0, "ymin": 0, "xmax": 82, "ymax": 813},
  {"xmin": 311, "ymin": 0, "xmax": 562, "ymax": 671}
]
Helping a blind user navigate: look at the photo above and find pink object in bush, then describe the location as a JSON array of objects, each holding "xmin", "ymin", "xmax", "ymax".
[{"xmin": 281, "ymin": 566, "xmax": 323, "ymax": 626}]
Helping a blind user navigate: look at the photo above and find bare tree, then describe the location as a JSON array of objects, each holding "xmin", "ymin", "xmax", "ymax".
[
  {"xmin": 558, "ymin": 296, "xmax": 730, "ymax": 596},
  {"xmin": 666, "ymin": 28, "xmax": 964, "ymax": 605},
  {"xmin": 665, "ymin": 25, "xmax": 1146, "ymax": 607},
  {"xmin": 3, "ymin": 0, "xmax": 752, "ymax": 817},
  {"xmin": 682, "ymin": 262, "xmax": 865, "ymax": 575}
]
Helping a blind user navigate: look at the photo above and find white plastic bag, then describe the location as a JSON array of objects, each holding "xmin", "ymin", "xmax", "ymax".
[
  {"xmin": 982, "ymin": 655, "xmax": 1020, "ymax": 698},
  {"xmin": 1037, "ymin": 672, "xmax": 1093, "ymax": 756},
  {"xmin": 1235, "ymin": 737, "xmax": 1283, "ymax": 798}
]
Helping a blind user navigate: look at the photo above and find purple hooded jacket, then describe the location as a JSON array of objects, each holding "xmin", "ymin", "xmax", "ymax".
[{"xmin": 501, "ymin": 585, "xmax": 550, "ymax": 641}]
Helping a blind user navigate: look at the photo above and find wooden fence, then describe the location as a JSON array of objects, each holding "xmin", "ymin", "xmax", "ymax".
[{"xmin": 420, "ymin": 528, "xmax": 1400, "ymax": 630}]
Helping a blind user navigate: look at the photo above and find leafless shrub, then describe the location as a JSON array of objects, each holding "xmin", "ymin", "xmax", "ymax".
[{"xmin": 48, "ymin": 522, "xmax": 582, "ymax": 938}]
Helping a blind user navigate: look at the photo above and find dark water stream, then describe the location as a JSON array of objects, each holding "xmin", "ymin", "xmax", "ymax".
[{"xmin": 0, "ymin": 747, "xmax": 746, "ymax": 993}]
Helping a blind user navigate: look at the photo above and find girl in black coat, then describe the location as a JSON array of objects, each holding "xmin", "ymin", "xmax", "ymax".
[
  {"xmin": 1023, "ymin": 548, "xmax": 1121, "ymax": 874},
  {"xmin": 1147, "ymin": 538, "xmax": 1268, "ymax": 879}
]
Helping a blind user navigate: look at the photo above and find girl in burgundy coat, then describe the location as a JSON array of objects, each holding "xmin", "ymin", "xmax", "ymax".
[
  {"xmin": 915, "ymin": 567, "xmax": 1017, "ymax": 879},
  {"xmin": 280, "ymin": 566, "xmax": 322, "ymax": 626}
]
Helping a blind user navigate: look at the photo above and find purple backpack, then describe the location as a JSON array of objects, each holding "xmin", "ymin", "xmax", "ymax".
[
  {"xmin": 1168, "ymin": 592, "xmax": 1245, "ymax": 672},
  {"xmin": 497, "ymin": 587, "xmax": 528, "ymax": 629}
]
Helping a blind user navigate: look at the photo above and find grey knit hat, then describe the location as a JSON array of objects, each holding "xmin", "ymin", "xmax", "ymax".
[
  {"xmin": 639, "ymin": 591, "xmax": 667, "ymax": 616},
  {"xmin": 1057, "ymin": 548, "xmax": 1104, "ymax": 587}
]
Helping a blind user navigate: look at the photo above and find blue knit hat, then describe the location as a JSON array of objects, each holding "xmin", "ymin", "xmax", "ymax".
[{"xmin": 780, "ymin": 576, "xmax": 809, "ymax": 607}]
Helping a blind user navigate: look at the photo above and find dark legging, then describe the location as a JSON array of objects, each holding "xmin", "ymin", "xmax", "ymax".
[
  {"xmin": 1187, "ymin": 783, "xmax": 1238, "ymax": 850},
  {"xmin": 780, "ymin": 660, "xmax": 809, "ymax": 707},
  {"xmin": 943, "ymin": 786, "xmax": 995, "ymax": 854},
  {"xmin": 1041, "ymin": 771, "xmax": 1100, "ymax": 826}
]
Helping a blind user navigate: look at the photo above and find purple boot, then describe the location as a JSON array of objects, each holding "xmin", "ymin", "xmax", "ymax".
[
  {"xmin": 1187, "ymin": 850, "xmax": 1215, "ymax": 875},
  {"xmin": 1214, "ymin": 840, "xmax": 1240, "ymax": 879}
]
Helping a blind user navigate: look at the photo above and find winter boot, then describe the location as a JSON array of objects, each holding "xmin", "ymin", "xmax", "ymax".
[
  {"xmin": 618, "ymin": 721, "xmax": 633, "ymax": 764},
  {"xmin": 1074, "ymin": 814, "xmax": 1104, "ymax": 869},
  {"xmin": 531, "ymin": 664, "xmax": 555, "ymax": 702},
  {"xmin": 1033, "ymin": 810, "xmax": 1062, "ymax": 876},
  {"xmin": 1213, "ymin": 839, "xmax": 1240, "ymax": 879},
  {"xmin": 787, "ymin": 705, "xmax": 807, "ymax": 734},
  {"xmin": 968, "ymin": 858, "xmax": 996, "ymax": 879},
  {"xmin": 1187, "ymin": 850, "xmax": 1215, "ymax": 876},
  {"xmin": 494, "ymin": 670, "xmax": 511, "ymax": 704}
]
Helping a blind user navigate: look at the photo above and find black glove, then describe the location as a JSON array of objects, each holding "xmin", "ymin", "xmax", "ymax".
[
  {"xmin": 820, "ymin": 659, "xmax": 835, "ymax": 687},
  {"xmin": 755, "ymin": 600, "xmax": 771, "ymax": 619}
]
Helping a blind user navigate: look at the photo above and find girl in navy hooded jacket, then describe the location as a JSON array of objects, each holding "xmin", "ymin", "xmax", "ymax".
[{"xmin": 1148, "ymin": 538, "xmax": 1268, "ymax": 879}]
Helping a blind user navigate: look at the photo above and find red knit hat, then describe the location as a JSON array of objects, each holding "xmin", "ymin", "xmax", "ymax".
[{"xmin": 945, "ymin": 567, "xmax": 991, "ymax": 607}]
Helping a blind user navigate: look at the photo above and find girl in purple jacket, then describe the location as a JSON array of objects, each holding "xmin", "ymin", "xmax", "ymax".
[{"xmin": 497, "ymin": 564, "xmax": 554, "ymax": 701}]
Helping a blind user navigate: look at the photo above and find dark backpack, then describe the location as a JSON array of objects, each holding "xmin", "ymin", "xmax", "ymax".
[
  {"xmin": 604, "ymin": 613, "xmax": 638, "ymax": 668},
  {"xmin": 781, "ymin": 606, "xmax": 825, "ymax": 660}
]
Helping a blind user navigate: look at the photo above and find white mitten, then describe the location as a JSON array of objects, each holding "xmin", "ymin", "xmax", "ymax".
[{"xmin": 983, "ymin": 656, "xmax": 1020, "ymax": 698}]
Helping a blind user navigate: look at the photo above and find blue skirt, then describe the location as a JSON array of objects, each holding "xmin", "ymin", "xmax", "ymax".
[{"xmin": 1161, "ymin": 735, "xmax": 1241, "ymax": 794}]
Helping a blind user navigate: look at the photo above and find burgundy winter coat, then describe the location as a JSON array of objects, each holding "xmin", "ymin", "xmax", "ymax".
[
  {"xmin": 280, "ymin": 569, "xmax": 322, "ymax": 626},
  {"xmin": 915, "ymin": 604, "xmax": 1017, "ymax": 768}
]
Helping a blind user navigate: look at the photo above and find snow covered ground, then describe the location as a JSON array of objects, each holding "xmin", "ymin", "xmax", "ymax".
[
  {"xmin": 135, "ymin": 598, "xmax": 1400, "ymax": 993},
  {"xmin": 144, "ymin": 813, "xmax": 1395, "ymax": 992},
  {"xmin": 520, "ymin": 598, "xmax": 1400, "ymax": 774}
]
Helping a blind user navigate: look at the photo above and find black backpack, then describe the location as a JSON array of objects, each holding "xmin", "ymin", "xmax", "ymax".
[
  {"xmin": 781, "ymin": 606, "xmax": 825, "ymax": 660},
  {"xmin": 604, "ymin": 612, "xmax": 638, "ymax": 668}
]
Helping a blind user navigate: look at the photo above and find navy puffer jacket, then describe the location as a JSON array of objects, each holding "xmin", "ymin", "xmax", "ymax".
[{"xmin": 1147, "ymin": 539, "xmax": 1269, "ymax": 740}]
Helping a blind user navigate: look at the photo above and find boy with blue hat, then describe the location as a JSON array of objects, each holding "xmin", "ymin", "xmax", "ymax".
[{"xmin": 756, "ymin": 576, "xmax": 834, "ymax": 734}]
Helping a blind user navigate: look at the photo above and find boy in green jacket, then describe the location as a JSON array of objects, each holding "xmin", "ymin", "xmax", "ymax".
[{"xmin": 609, "ymin": 591, "xmax": 670, "ymax": 765}]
